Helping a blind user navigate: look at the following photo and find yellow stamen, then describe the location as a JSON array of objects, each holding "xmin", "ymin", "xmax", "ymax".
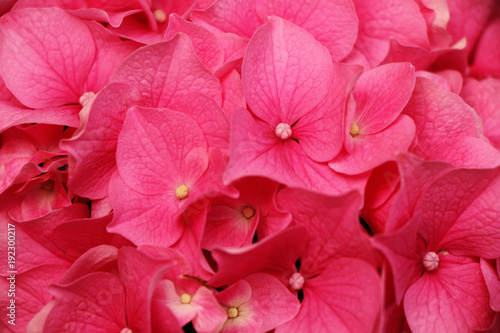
[
  {"xmin": 175, "ymin": 185, "xmax": 189, "ymax": 200},
  {"xmin": 350, "ymin": 123, "xmax": 360, "ymax": 136},
  {"xmin": 180, "ymin": 293, "xmax": 191, "ymax": 304},
  {"xmin": 242, "ymin": 206, "xmax": 255, "ymax": 219},
  {"xmin": 153, "ymin": 9, "xmax": 167, "ymax": 23},
  {"xmin": 227, "ymin": 307, "xmax": 238, "ymax": 318}
]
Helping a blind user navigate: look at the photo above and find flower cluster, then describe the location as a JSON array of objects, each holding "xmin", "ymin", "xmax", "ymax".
[{"xmin": 0, "ymin": 0, "xmax": 499, "ymax": 332}]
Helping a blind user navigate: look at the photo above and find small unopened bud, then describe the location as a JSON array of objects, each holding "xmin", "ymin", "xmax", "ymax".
[
  {"xmin": 275, "ymin": 123, "xmax": 292, "ymax": 140},
  {"xmin": 423, "ymin": 251, "xmax": 439, "ymax": 271},
  {"xmin": 289, "ymin": 272, "xmax": 305, "ymax": 291}
]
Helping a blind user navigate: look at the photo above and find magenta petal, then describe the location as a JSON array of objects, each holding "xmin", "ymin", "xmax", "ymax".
[
  {"xmin": 241, "ymin": 16, "xmax": 333, "ymax": 125},
  {"xmin": 0, "ymin": 8, "xmax": 95, "ymax": 108},
  {"xmin": 352, "ymin": 0, "xmax": 430, "ymax": 67},
  {"xmin": 276, "ymin": 189, "xmax": 376, "ymax": 276},
  {"xmin": 385, "ymin": 153, "xmax": 454, "ymax": 232},
  {"xmin": 168, "ymin": 93, "xmax": 230, "ymax": 150},
  {"xmin": 416, "ymin": 167, "xmax": 500, "ymax": 259},
  {"xmin": 330, "ymin": 114, "xmax": 416, "ymax": 175},
  {"xmin": 349, "ymin": 63, "xmax": 415, "ymax": 135},
  {"xmin": 62, "ymin": 83, "xmax": 143, "ymax": 199},
  {"xmin": 0, "ymin": 264, "xmax": 67, "ymax": 331},
  {"xmin": 118, "ymin": 246, "xmax": 177, "ymax": 332},
  {"xmin": 293, "ymin": 63, "xmax": 361, "ymax": 162},
  {"xmin": 461, "ymin": 78, "xmax": 500, "ymax": 150},
  {"xmin": 84, "ymin": 21, "xmax": 139, "ymax": 93},
  {"xmin": 208, "ymin": 226, "xmax": 308, "ymax": 287},
  {"xmin": 404, "ymin": 77, "xmax": 500, "ymax": 168},
  {"xmin": 0, "ymin": 101, "xmax": 80, "ymax": 133},
  {"xmin": 164, "ymin": 14, "xmax": 225, "ymax": 72},
  {"xmin": 372, "ymin": 215, "xmax": 422, "ymax": 304},
  {"xmin": 245, "ymin": 273, "xmax": 300, "ymax": 331},
  {"xmin": 481, "ymin": 259, "xmax": 500, "ymax": 311},
  {"xmin": 225, "ymin": 108, "xmax": 367, "ymax": 195},
  {"xmin": 59, "ymin": 245, "xmax": 118, "ymax": 285},
  {"xmin": 45, "ymin": 272, "xmax": 127, "ymax": 332},
  {"xmin": 277, "ymin": 258, "xmax": 381, "ymax": 333},
  {"xmin": 189, "ymin": 0, "xmax": 262, "ymax": 38},
  {"xmin": 471, "ymin": 18, "xmax": 500, "ymax": 78},
  {"xmin": 0, "ymin": 139, "xmax": 37, "ymax": 194},
  {"xmin": 110, "ymin": 33, "xmax": 222, "ymax": 107},
  {"xmin": 255, "ymin": 0, "xmax": 358, "ymax": 61},
  {"xmin": 108, "ymin": 172, "xmax": 184, "ymax": 246},
  {"xmin": 116, "ymin": 106, "xmax": 207, "ymax": 195},
  {"xmin": 404, "ymin": 254, "xmax": 495, "ymax": 332}
]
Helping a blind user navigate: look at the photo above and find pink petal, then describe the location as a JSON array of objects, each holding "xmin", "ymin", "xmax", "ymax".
[
  {"xmin": 381, "ymin": 38, "xmax": 467, "ymax": 72},
  {"xmin": 203, "ymin": 177, "xmax": 279, "ymax": 250},
  {"xmin": 245, "ymin": 273, "xmax": 300, "ymax": 331},
  {"xmin": 190, "ymin": 0, "xmax": 262, "ymax": 38},
  {"xmin": 0, "ymin": 8, "xmax": 95, "ymax": 108},
  {"xmin": 481, "ymin": 259, "xmax": 500, "ymax": 311},
  {"xmin": 208, "ymin": 226, "xmax": 308, "ymax": 288},
  {"xmin": 471, "ymin": 18, "xmax": 500, "ymax": 78},
  {"xmin": 220, "ymin": 69, "xmax": 246, "ymax": 118},
  {"xmin": 171, "ymin": 201, "xmax": 215, "ymax": 280},
  {"xmin": 384, "ymin": 153, "xmax": 454, "ymax": 232},
  {"xmin": 347, "ymin": 63, "xmax": 415, "ymax": 135},
  {"xmin": 416, "ymin": 167, "xmax": 500, "ymax": 259},
  {"xmin": 330, "ymin": 115, "xmax": 416, "ymax": 175},
  {"xmin": 363, "ymin": 161, "xmax": 399, "ymax": 210},
  {"xmin": 404, "ymin": 254, "xmax": 495, "ymax": 332},
  {"xmin": 225, "ymin": 108, "xmax": 367, "ymax": 195},
  {"xmin": 293, "ymin": 63, "xmax": 361, "ymax": 162},
  {"xmin": 110, "ymin": 33, "xmax": 222, "ymax": 107},
  {"xmin": 164, "ymin": 14, "xmax": 225, "ymax": 72},
  {"xmin": 446, "ymin": 0, "xmax": 495, "ymax": 56},
  {"xmin": 84, "ymin": 21, "xmax": 140, "ymax": 93},
  {"xmin": 255, "ymin": 0, "xmax": 358, "ymax": 61},
  {"xmin": 118, "ymin": 246, "xmax": 177, "ymax": 332},
  {"xmin": 108, "ymin": 172, "xmax": 184, "ymax": 246},
  {"xmin": 216, "ymin": 279, "xmax": 261, "ymax": 333},
  {"xmin": 352, "ymin": 0, "xmax": 430, "ymax": 67},
  {"xmin": 404, "ymin": 77, "xmax": 500, "ymax": 168},
  {"xmin": 62, "ymin": 83, "xmax": 143, "ymax": 199},
  {"xmin": 45, "ymin": 272, "xmax": 127, "ymax": 332},
  {"xmin": 241, "ymin": 16, "xmax": 333, "ymax": 126},
  {"xmin": 50, "ymin": 214, "xmax": 129, "ymax": 262},
  {"xmin": 168, "ymin": 93, "xmax": 230, "ymax": 150},
  {"xmin": 154, "ymin": 280, "xmax": 198, "ymax": 326},
  {"xmin": 461, "ymin": 78, "xmax": 500, "ymax": 150},
  {"xmin": 0, "ymin": 101, "xmax": 80, "ymax": 133},
  {"xmin": 0, "ymin": 265, "xmax": 67, "ymax": 331},
  {"xmin": 276, "ymin": 189, "xmax": 377, "ymax": 277},
  {"xmin": 276, "ymin": 258, "xmax": 381, "ymax": 333},
  {"xmin": 372, "ymin": 215, "xmax": 423, "ymax": 304},
  {"xmin": 116, "ymin": 106, "xmax": 207, "ymax": 195},
  {"xmin": 59, "ymin": 245, "xmax": 118, "ymax": 285},
  {"xmin": 0, "ymin": 139, "xmax": 37, "ymax": 194}
]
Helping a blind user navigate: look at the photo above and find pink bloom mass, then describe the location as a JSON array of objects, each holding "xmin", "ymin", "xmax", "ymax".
[{"xmin": 0, "ymin": 1, "xmax": 499, "ymax": 332}]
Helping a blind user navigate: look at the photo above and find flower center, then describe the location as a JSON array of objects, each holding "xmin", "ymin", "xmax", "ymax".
[
  {"xmin": 275, "ymin": 123, "xmax": 292, "ymax": 140},
  {"xmin": 289, "ymin": 272, "xmax": 305, "ymax": 291},
  {"xmin": 422, "ymin": 251, "xmax": 439, "ymax": 271},
  {"xmin": 350, "ymin": 123, "xmax": 359, "ymax": 136},
  {"xmin": 153, "ymin": 9, "xmax": 167, "ymax": 23},
  {"xmin": 120, "ymin": 329, "xmax": 133, "ymax": 333},
  {"xmin": 175, "ymin": 185, "xmax": 189, "ymax": 200},
  {"xmin": 180, "ymin": 293, "xmax": 191, "ymax": 304},
  {"xmin": 79, "ymin": 92, "xmax": 95, "ymax": 107},
  {"xmin": 242, "ymin": 206, "xmax": 255, "ymax": 219},
  {"xmin": 227, "ymin": 307, "xmax": 239, "ymax": 318}
]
